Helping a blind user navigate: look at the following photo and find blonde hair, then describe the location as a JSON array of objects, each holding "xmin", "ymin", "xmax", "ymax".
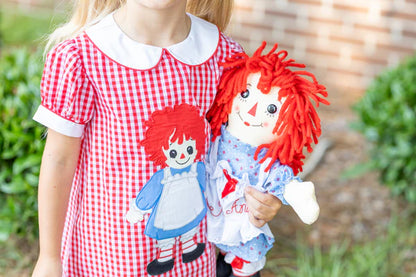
[
  {"xmin": 186, "ymin": 0, "xmax": 233, "ymax": 32},
  {"xmin": 46, "ymin": 0, "xmax": 233, "ymax": 51}
]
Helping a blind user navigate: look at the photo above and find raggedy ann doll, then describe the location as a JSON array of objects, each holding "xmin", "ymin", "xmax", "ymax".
[
  {"xmin": 205, "ymin": 42, "xmax": 329, "ymax": 277},
  {"xmin": 126, "ymin": 104, "xmax": 207, "ymax": 275}
]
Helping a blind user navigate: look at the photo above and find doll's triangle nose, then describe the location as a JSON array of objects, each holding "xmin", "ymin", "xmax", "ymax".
[
  {"xmin": 248, "ymin": 102, "xmax": 258, "ymax": 117},
  {"xmin": 180, "ymin": 153, "xmax": 185, "ymax": 159}
]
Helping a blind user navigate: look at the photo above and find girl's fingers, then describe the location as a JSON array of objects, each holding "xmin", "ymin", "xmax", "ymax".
[
  {"xmin": 245, "ymin": 186, "xmax": 282, "ymax": 224},
  {"xmin": 246, "ymin": 186, "xmax": 282, "ymax": 208},
  {"xmin": 248, "ymin": 211, "xmax": 266, "ymax": 228}
]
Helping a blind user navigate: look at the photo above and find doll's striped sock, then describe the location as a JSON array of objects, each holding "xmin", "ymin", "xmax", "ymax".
[
  {"xmin": 157, "ymin": 246, "xmax": 173, "ymax": 262},
  {"xmin": 182, "ymin": 236, "xmax": 197, "ymax": 253}
]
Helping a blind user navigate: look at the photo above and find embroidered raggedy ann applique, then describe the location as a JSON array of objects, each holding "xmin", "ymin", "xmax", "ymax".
[{"xmin": 126, "ymin": 104, "xmax": 208, "ymax": 275}]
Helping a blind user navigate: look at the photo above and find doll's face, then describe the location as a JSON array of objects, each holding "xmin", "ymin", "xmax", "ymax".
[
  {"xmin": 162, "ymin": 133, "xmax": 197, "ymax": 169},
  {"xmin": 226, "ymin": 72, "xmax": 284, "ymax": 146}
]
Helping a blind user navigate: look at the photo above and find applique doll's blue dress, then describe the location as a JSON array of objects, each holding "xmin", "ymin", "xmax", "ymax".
[{"xmin": 135, "ymin": 162, "xmax": 207, "ymax": 240}]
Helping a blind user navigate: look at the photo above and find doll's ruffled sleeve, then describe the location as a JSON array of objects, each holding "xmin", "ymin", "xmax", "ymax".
[
  {"xmin": 263, "ymin": 164, "xmax": 302, "ymax": 205},
  {"xmin": 33, "ymin": 39, "xmax": 95, "ymax": 137}
]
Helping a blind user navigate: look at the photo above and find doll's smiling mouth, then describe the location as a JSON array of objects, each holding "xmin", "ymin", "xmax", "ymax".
[
  {"xmin": 176, "ymin": 158, "xmax": 190, "ymax": 165},
  {"xmin": 238, "ymin": 112, "xmax": 263, "ymax": 127}
]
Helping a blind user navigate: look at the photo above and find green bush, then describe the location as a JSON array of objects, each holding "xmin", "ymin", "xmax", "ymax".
[
  {"xmin": 0, "ymin": 48, "xmax": 45, "ymax": 241},
  {"xmin": 353, "ymin": 54, "xmax": 416, "ymax": 203}
]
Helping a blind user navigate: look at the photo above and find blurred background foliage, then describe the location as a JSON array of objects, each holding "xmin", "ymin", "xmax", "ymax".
[
  {"xmin": 0, "ymin": 48, "xmax": 44, "ymax": 242},
  {"xmin": 0, "ymin": 4, "xmax": 65, "ymax": 275},
  {"xmin": 0, "ymin": 4, "xmax": 64, "ymax": 47},
  {"xmin": 0, "ymin": 2, "xmax": 415, "ymax": 276},
  {"xmin": 353, "ymin": 55, "xmax": 416, "ymax": 204},
  {"xmin": 0, "ymin": 3, "xmax": 64, "ymax": 243}
]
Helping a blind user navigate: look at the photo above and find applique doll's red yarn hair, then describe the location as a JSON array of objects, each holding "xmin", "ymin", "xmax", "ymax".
[
  {"xmin": 141, "ymin": 104, "xmax": 206, "ymax": 167},
  {"xmin": 207, "ymin": 42, "xmax": 329, "ymax": 174}
]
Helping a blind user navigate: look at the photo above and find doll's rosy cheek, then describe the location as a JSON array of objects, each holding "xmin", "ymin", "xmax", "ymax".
[
  {"xmin": 234, "ymin": 105, "xmax": 240, "ymax": 112},
  {"xmin": 263, "ymin": 122, "xmax": 269, "ymax": 128}
]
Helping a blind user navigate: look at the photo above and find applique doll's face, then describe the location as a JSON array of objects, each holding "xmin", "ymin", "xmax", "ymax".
[
  {"xmin": 162, "ymin": 133, "xmax": 197, "ymax": 169},
  {"xmin": 227, "ymin": 72, "xmax": 284, "ymax": 146}
]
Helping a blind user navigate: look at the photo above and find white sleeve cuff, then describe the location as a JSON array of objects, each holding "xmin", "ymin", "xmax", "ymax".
[{"xmin": 33, "ymin": 105, "xmax": 85, "ymax": 137}]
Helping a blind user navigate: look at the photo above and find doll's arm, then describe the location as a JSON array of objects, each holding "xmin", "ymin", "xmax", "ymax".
[
  {"xmin": 283, "ymin": 180, "xmax": 319, "ymax": 225},
  {"xmin": 126, "ymin": 198, "xmax": 155, "ymax": 223},
  {"xmin": 126, "ymin": 170, "xmax": 163, "ymax": 223}
]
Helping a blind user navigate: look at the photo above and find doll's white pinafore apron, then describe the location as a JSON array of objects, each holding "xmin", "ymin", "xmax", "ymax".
[
  {"xmin": 154, "ymin": 163, "xmax": 204, "ymax": 230},
  {"xmin": 205, "ymin": 137, "xmax": 274, "ymax": 252}
]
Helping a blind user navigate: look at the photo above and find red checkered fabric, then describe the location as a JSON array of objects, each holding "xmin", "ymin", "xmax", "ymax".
[{"xmin": 37, "ymin": 30, "xmax": 242, "ymax": 276}]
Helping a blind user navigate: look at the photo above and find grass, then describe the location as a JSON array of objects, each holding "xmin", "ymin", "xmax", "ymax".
[
  {"xmin": 265, "ymin": 207, "xmax": 416, "ymax": 277},
  {"xmin": 0, "ymin": 236, "xmax": 38, "ymax": 276},
  {"xmin": 0, "ymin": 3, "xmax": 66, "ymax": 48},
  {"xmin": 3, "ymin": 208, "xmax": 414, "ymax": 276}
]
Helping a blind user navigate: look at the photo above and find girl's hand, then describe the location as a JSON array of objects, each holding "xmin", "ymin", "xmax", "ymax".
[
  {"xmin": 244, "ymin": 186, "xmax": 282, "ymax": 228},
  {"xmin": 32, "ymin": 255, "xmax": 62, "ymax": 277}
]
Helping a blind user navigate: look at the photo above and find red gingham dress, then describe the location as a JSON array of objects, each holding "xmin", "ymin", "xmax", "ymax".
[{"xmin": 34, "ymin": 13, "xmax": 242, "ymax": 276}]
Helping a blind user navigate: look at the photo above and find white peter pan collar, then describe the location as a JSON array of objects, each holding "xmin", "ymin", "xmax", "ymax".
[{"xmin": 85, "ymin": 12, "xmax": 220, "ymax": 70}]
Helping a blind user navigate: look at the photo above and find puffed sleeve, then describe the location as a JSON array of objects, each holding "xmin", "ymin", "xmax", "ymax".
[
  {"xmin": 264, "ymin": 163, "xmax": 302, "ymax": 206},
  {"xmin": 136, "ymin": 169, "xmax": 164, "ymax": 210},
  {"xmin": 33, "ymin": 39, "xmax": 95, "ymax": 137},
  {"xmin": 217, "ymin": 33, "xmax": 244, "ymax": 65}
]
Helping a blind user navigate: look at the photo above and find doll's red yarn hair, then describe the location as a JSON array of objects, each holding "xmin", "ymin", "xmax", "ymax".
[
  {"xmin": 141, "ymin": 104, "xmax": 206, "ymax": 167},
  {"xmin": 207, "ymin": 42, "xmax": 329, "ymax": 174}
]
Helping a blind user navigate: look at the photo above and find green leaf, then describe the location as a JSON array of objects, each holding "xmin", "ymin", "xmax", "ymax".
[
  {"xmin": 340, "ymin": 161, "xmax": 376, "ymax": 180},
  {"xmin": 0, "ymin": 179, "xmax": 27, "ymax": 194},
  {"xmin": 12, "ymin": 155, "xmax": 41, "ymax": 175}
]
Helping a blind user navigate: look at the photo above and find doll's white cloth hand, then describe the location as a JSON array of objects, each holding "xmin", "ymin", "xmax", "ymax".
[
  {"xmin": 126, "ymin": 199, "xmax": 147, "ymax": 223},
  {"xmin": 283, "ymin": 180, "xmax": 319, "ymax": 225}
]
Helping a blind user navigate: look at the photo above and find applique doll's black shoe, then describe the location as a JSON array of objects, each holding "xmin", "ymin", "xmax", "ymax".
[
  {"xmin": 182, "ymin": 243, "xmax": 206, "ymax": 263},
  {"xmin": 146, "ymin": 258, "xmax": 174, "ymax": 275}
]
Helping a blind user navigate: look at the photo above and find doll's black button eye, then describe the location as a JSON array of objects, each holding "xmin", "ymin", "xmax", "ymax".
[
  {"xmin": 240, "ymin": 90, "xmax": 250, "ymax": 98},
  {"xmin": 187, "ymin": 146, "xmax": 194, "ymax": 155},
  {"xmin": 267, "ymin": 104, "xmax": 278, "ymax": 114},
  {"xmin": 169, "ymin": 150, "xmax": 177, "ymax": 158}
]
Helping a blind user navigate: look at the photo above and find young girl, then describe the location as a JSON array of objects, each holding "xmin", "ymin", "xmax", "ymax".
[
  {"xmin": 32, "ymin": 1, "xmax": 283, "ymax": 276},
  {"xmin": 206, "ymin": 43, "xmax": 328, "ymax": 276}
]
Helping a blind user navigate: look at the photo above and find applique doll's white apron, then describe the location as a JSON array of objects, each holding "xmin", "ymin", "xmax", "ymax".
[{"xmin": 155, "ymin": 163, "xmax": 204, "ymax": 230}]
